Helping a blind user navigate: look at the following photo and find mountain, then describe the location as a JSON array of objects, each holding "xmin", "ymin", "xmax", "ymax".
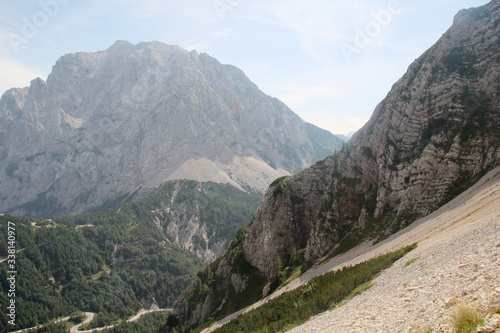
[
  {"xmin": 334, "ymin": 131, "xmax": 355, "ymax": 142},
  {"xmin": 165, "ymin": 1, "xmax": 500, "ymax": 330},
  {"xmin": 0, "ymin": 41, "xmax": 342, "ymax": 217}
]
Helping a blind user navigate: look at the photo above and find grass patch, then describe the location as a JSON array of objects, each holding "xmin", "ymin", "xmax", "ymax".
[
  {"xmin": 341, "ymin": 281, "xmax": 375, "ymax": 304},
  {"xmin": 405, "ymin": 257, "xmax": 420, "ymax": 267},
  {"xmin": 214, "ymin": 244, "xmax": 417, "ymax": 333},
  {"xmin": 450, "ymin": 304, "xmax": 484, "ymax": 333}
]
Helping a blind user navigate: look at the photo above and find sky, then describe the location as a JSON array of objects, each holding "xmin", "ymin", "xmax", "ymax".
[{"xmin": 0, "ymin": 0, "xmax": 491, "ymax": 135}]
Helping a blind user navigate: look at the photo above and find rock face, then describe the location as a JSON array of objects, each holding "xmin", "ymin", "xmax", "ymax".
[
  {"xmin": 0, "ymin": 41, "xmax": 342, "ymax": 217},
  {"xmin": 144, "ymin": 180, "xmax": 263, "ymax": 262},
  {"xmin": 168, "ymin": 1, "xmax": 500, "ymax": 330},
  {"xmin": 246, "ymin": 0, "xmax": 500, "ymax": 277}
]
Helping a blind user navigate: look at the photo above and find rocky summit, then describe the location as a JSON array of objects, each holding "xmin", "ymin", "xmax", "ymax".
[
  {"xmin": 0, "ymin": 41, "xmax": 342, "ymax": 217},
  {"xmin": 167, "ymin": 1, "xmax": 500, "ymax": 330}
]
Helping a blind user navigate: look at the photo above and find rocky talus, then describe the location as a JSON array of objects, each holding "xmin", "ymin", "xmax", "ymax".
[
  {"xmin": 168, "ymin": 1, "xmax": 500, "ymax": 330},
  {"xmin": 288, "ymin": 167, "xmax": 500, "ymax": 333},
  {"xmin": 199, "ymin": 168, "xmax": 500, "ymax": 333}
]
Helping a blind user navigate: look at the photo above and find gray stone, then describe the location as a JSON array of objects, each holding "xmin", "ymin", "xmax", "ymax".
[{"xmin": 0, "ymin": 41, "xmax": 342, "ymax": 217}]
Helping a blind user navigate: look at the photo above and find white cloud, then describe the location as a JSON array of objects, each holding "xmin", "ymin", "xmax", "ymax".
[
  {"xmin": 213, "ymin": 28, "xmax": 234, "ymax": 38},
  {"xmin": 103, "ymin": 0, "xmax": 165, "ymax": 20},
  {"xmin": 0, "ymin": 55, "xmax": 43, "ymax": 95},
  {"xmin": 276, "ymin": 83, "xmax": 348, "ymax": 110},
  {"xmin": 300, "ymin": 106, "xmax": 369, "ymax": 135},
  {"xmin": 242, "ymin": 0, "xmax": 408, "ymax": 65}
]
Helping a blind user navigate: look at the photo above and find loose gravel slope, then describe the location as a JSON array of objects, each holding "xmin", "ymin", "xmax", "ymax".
[{"xmin": 288, "ymin": 167, "xmax": 500, "ymax": 333}]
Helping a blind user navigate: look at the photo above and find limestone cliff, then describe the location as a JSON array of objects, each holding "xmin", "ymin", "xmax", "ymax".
[
  {"xmin": 0, "ymin": 41, "xmax": 342, "ymax": 217},
  {"xmin": 167, "ymin": 1, "xmax": 500, "ymax": 330}
]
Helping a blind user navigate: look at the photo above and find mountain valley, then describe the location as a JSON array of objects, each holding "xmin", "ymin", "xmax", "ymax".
[
  {"xmin": 0, "ymin": 1, "xmax": 499, "ymax": 333},
  {"xmin": 166, "ymin": 1, "xmax": 500, "ymax": 331}
]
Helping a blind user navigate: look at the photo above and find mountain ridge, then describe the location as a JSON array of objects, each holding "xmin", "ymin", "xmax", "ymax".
[
  {"xmin": 166, "ymin": 1, "xmax": 500, "ymax": 330},
  {"xmin": 0, "ymin": 41, "xmax": 342, "ymax": 217}
]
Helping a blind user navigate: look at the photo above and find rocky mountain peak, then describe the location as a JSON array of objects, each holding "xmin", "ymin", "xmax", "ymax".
[{"xmin": 0, "ymin": 41, "xmax": 342, "ymax": 217}]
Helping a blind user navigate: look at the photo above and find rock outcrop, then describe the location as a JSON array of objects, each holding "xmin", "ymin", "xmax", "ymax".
[
  {"xmin": 144, "ymin": 180, "xmax": 263, "ymax": 262},
  {"xmin": 167, "ymin": 1, "xmax": 500, "ymax": 330},
  {"xmin": 0, "ymin": 41, "xmax": 342, "ymax": 217}
]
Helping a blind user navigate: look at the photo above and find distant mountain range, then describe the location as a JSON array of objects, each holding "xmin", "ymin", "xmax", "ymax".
[{"xmin": 0, "ymin": 41, "xmax": 342, "ymax": 217}]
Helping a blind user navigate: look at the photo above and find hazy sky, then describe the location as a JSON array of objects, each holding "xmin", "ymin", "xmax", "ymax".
[{"xmin": 0, "ymin": 0, "xmax": 491, "ymax": 135}]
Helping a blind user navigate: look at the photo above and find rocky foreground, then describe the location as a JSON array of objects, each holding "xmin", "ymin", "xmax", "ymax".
[{"xmin": 287, "ymin": 167, "xmax": 500, "ymax": 333}]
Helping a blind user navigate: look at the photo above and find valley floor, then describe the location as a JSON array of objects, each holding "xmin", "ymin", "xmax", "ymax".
[{"xmin": 205, "ymin": 167, "xmax": 500, "ymax": 333}]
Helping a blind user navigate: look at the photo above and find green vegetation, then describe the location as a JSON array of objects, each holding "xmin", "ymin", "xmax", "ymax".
[
  {"xmin": 404, "ymin": 257, "xmax": 420, "ymax": 267},
  {"xmin": 0, "ymin": 180, "xmax": 261, "ymax": 332},
  {"xmin": 138, "ymin": 180, "xmax": 262, "ymax": 242},
  {"xmin": 343, "ymin": 281, "xmax": 375, "ymax": 302},
  {"xmin": 0, "ymin": 214, "xmax": 201, "ymax": 332},
  {"xmin": 449, "ymin": 304, "xmax": 484, "ymax": 333},
  {"xmin": 459, "ymin": 86, "xmax": 493, "ymax": 143},
  {"xmin": 213, "ymin": 244, "xmax": 417, "ymax": 333},
  {"xmin": 271, "ymin": 176, "xmax": 290, "ymax": 199},
  {"xmin": 102, "ymin": 311, "xmax": 171, "ymax": 333},
  {"xmin": 169, "ymin": 249, "xmax": 267, "ymax": 333},
  {"xmin": 419, "ymin": 118, "xmax": 448, "ymax": 151},
  {"xmin": 441, "ymin": 46, "xmax": 478, "ymax": 77}
]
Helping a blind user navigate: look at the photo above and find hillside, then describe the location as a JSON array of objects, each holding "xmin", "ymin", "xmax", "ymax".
[
  {"xmin": 0, "ymin": 41, "xmax": 342, "ymax": 217},
  {"xmin": 203, "ymin": 166, "xmax": 500, "ymax": 333},
  {"xmin": 166, "ymin": 1, "xmax": 500, "ymax": 331},
  {"xmin": 285, "ymin": 168, "xmax": 500, "ymax": 332},
  {"xmin": 0, "ymin": 180, "xmax": 261, "ymax": 332}
]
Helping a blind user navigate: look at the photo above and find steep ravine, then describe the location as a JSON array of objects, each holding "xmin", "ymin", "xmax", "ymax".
[{"xmin": 165, "ymin": 1, "xmax": 500, "ymax": 331}]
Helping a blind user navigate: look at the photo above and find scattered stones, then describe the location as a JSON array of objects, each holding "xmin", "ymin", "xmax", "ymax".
[
  {"xmin": 288, "ymin": 172, "xmax": 500, "ymax": 333},
  {"xmin": 477, "ymin": 313, "xmax": 500, "ymax": 332},
  {"xmin": 445, "ymin": 296, "xmax": 459, "ymax": 309}
]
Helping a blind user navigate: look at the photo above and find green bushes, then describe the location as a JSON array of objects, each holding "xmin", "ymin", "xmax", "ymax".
[{"xmin": 215, "ymin": 244, "xmax": 417, "ymax": 333}]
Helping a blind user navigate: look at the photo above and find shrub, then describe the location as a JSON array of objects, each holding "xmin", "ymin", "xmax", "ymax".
[{"xmin": 449, "ymin": 304, "xmax": 484, "ymax": 333}]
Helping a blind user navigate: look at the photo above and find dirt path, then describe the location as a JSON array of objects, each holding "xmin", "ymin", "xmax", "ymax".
[
  {"xmin": 70, "ymin": 312, "xmax": 94, "ymax": 333},
  {"xmin": 202, "ymin": 167, "xmax": 500, "ymax": 333},
  {"xmin": 127, "ymin": 308, "xmax": 173, "ymax": 323},
  {"xmin": 13, "ymin": 308, "xmax": 172, "ymax": 333},
  {"xmin": 70, "ymin": 308, "xmax": 172, "ymax": 332}
]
